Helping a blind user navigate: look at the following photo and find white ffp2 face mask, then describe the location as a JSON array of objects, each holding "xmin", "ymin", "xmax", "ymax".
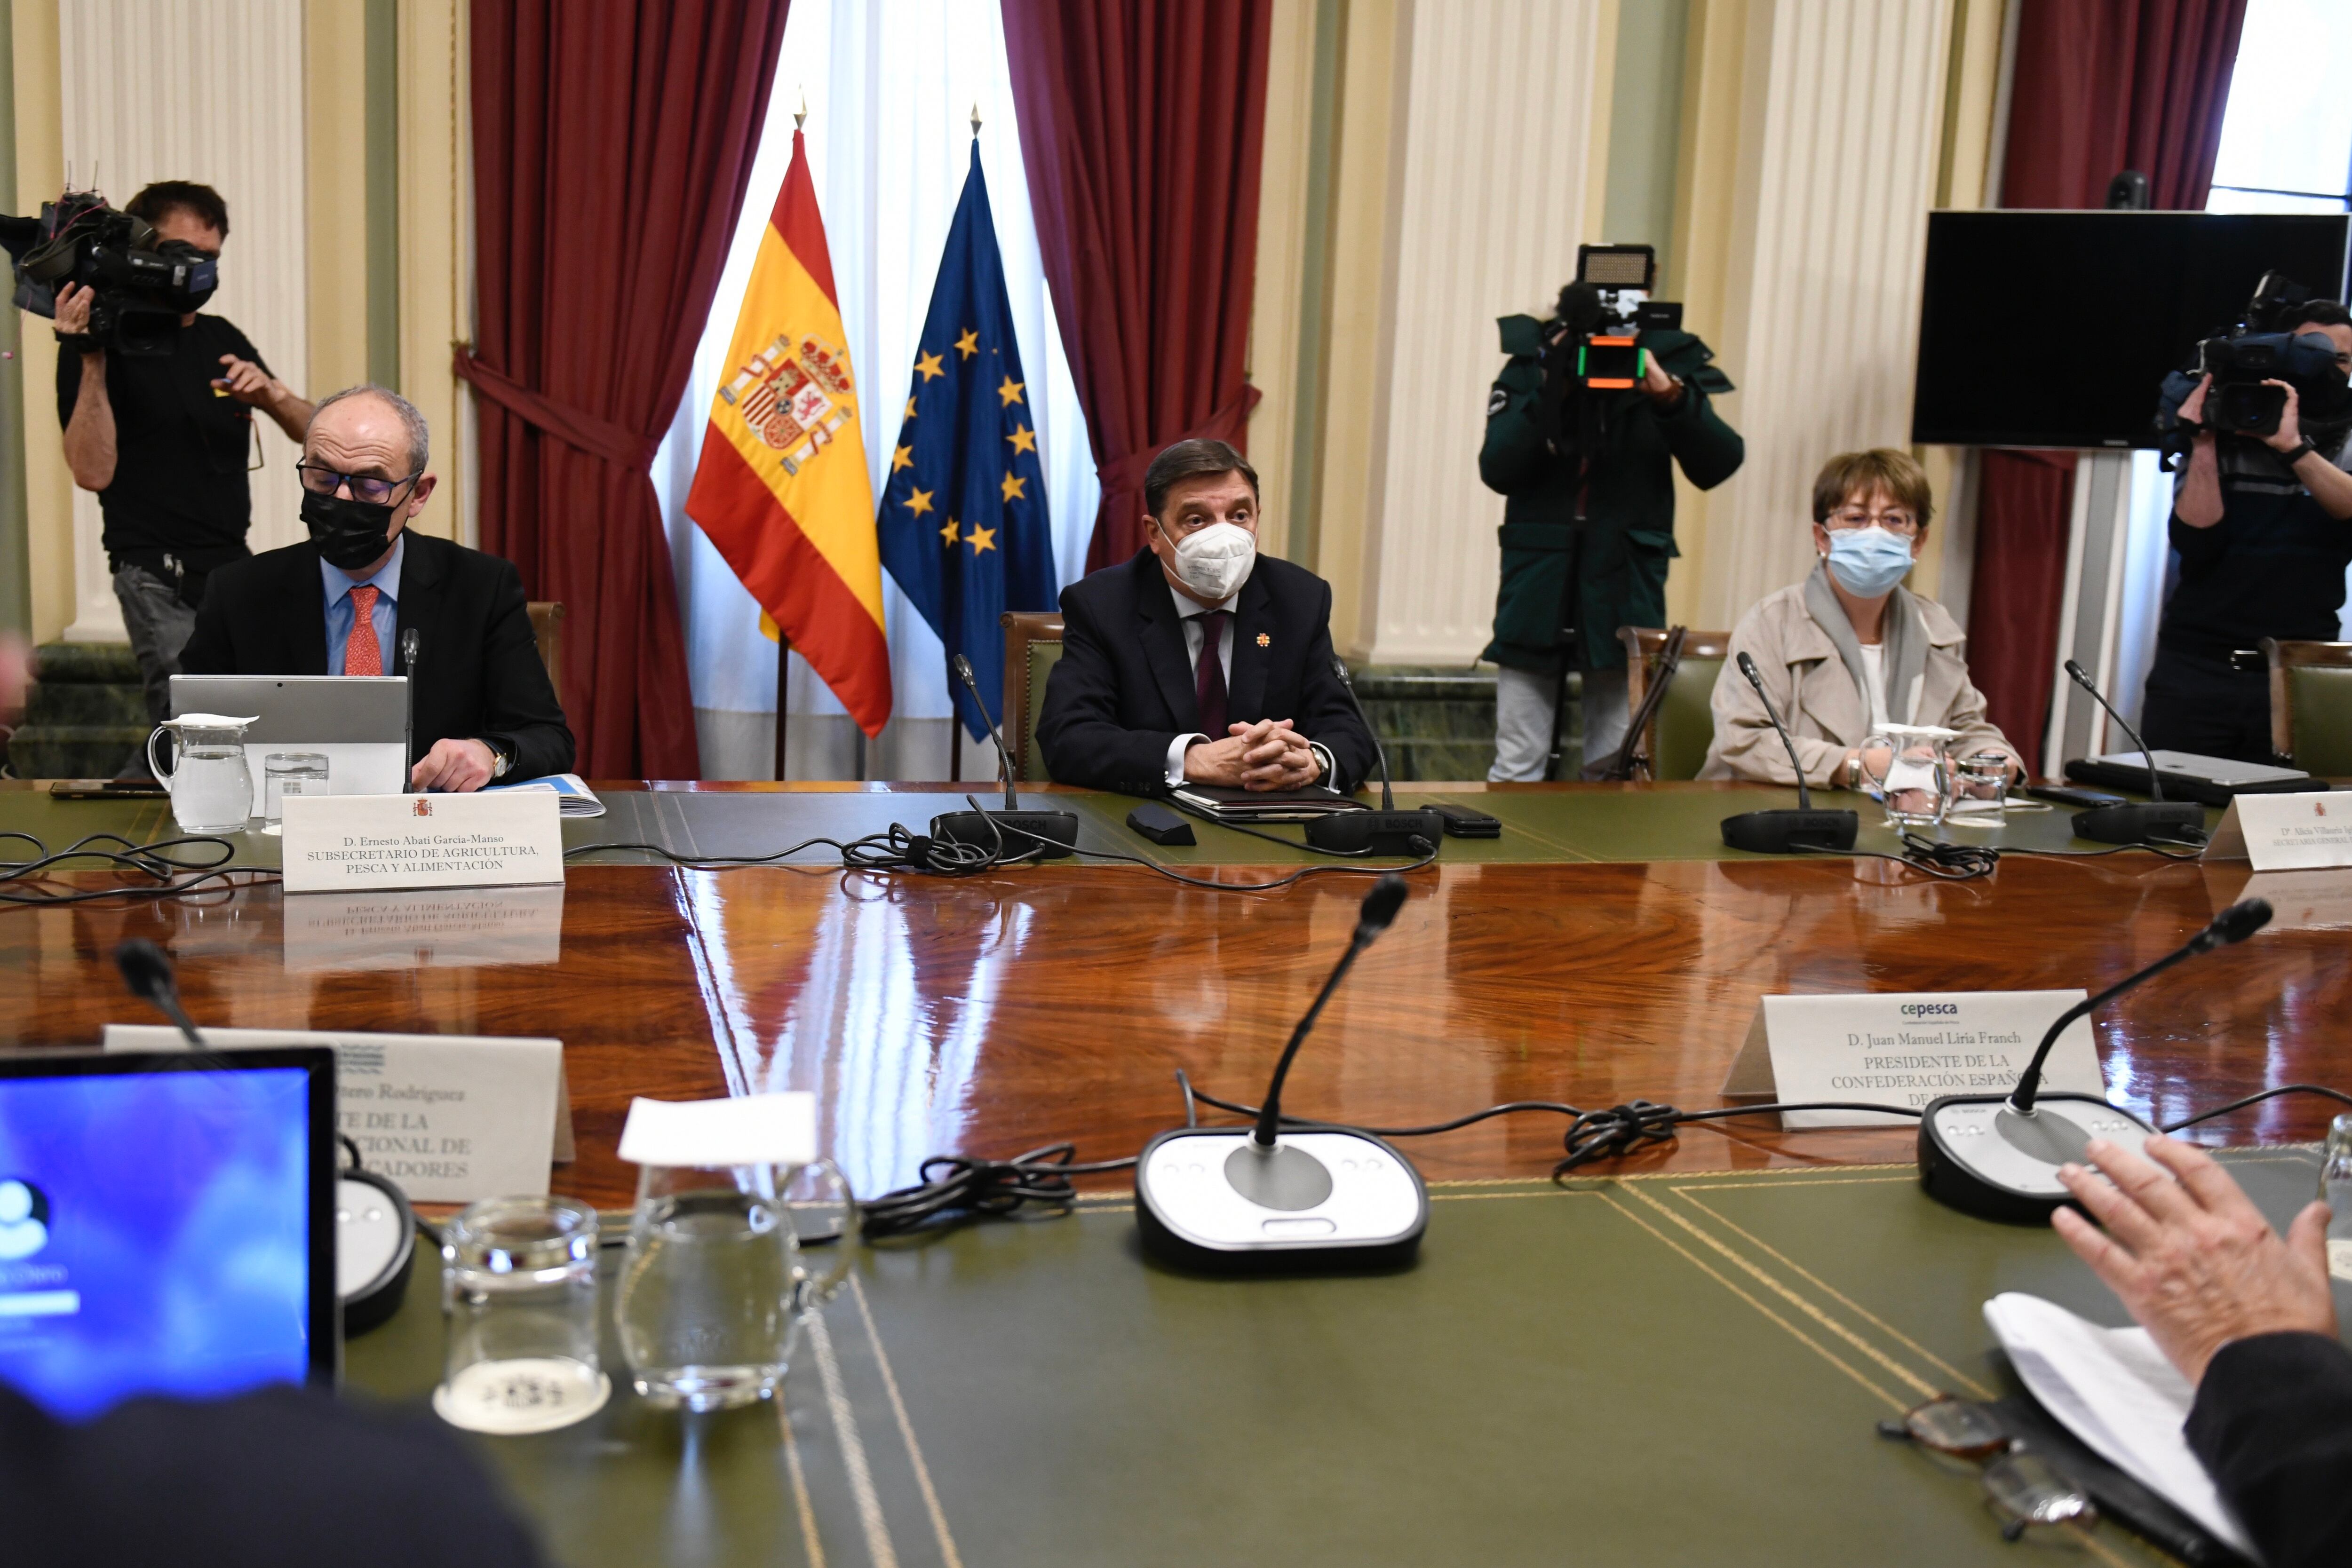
[{"xmin": 1169, "ymin": 521, "xmax": 1257, "ymax": 602}]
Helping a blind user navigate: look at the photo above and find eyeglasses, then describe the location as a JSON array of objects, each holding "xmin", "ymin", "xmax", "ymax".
[
  {"xmin": 1878, "ymin": 1395, "xmax": 2098, "ymax": 1544},
  {"xmin": 1823, "ymin": 508, "xmax": 1921, "ymax": 536},
  {"xmin": 296, "ymin": 462, "xmax": 420, "ymax": 506}
]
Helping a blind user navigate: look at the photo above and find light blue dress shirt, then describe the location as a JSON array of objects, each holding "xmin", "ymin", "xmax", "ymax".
[{"xmin": 320, "ymin": 533, "xmax": 405, "ymax": 675}]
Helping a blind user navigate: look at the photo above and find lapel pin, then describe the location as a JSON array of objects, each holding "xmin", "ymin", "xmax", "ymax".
[{"xmin": 1256, "ymin": 633, "xmax": 1271, "ymax": 648}]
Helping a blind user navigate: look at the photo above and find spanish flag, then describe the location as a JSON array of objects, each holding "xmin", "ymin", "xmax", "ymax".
[{"xmin": 686, "ymin": 129, "xmax": 891, "ymax": 736}]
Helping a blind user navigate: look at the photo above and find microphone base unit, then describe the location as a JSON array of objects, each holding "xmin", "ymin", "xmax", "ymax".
[
  {"xmin": 1134, "ymin": 1126, "xmax": 1428, "ymax": 1273},
  {"xmin": 1916, "ymin": 1092, "xmax": 2160, "ymax": 1224},
  {"xmin": 1719, "ymin": 808, "xmax": 1859, "ymax": 855},
  {"xmin": 930, "ymin": 808, "xmax": 1080, "ymax": 859},
  {"xmin": 2069, "ymin": 801, "xmax": 2207, "ymax": 846},
  {"xmin": 1303, "ymin": 808, "xmax": 1446, "ymax": 856},
  {"xmin": 337, "ymin": 1167, "xmax": 417, "ymax": 1337}
]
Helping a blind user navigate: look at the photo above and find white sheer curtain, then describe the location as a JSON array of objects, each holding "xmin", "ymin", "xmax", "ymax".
[{"xmin": 649, "ymin": 0, "xmax": 1097, "ymax": 779}]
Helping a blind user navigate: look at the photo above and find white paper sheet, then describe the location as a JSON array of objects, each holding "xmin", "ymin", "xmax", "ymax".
[
  {"xmin": 617, "ymin": 1093, "xmax": 817, "ymax": 1168},
  {"xmin": 1983, "ymin": 1292, "xmax": 2256, "ymax": 1557}
]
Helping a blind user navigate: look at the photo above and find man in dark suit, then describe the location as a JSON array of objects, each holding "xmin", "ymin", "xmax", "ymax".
[
  {"xmin": 180, "ymin": 384, "xmax": 572, "ymax": 789},
  {"xmin": 1036, "ymin": 440, "xmax": 1376, "ymax": 796}
]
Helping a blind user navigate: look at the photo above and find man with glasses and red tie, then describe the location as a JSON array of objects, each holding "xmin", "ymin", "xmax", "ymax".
[
  {"xmin": 1036, "ymin": 440, "xmax": 1375, "ymax": 798},
  {"xmin": 180, "ymin": 385, "xmax": 572, "ymax": 791}
]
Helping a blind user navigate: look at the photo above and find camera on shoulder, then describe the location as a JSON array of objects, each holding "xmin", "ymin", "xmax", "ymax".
[
  {"xmin": 0, "ymin": 189, "xmax": 218, "ymax": 356},
  {"xmin": 2161, "ymin": 269, "xmax": 2352, "ymax": 445}
]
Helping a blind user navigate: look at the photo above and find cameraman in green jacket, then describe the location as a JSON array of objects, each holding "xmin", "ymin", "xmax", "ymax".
[{"xmin": 1479, "ymin": 300, "xmax": 1744, "ymax": 779}]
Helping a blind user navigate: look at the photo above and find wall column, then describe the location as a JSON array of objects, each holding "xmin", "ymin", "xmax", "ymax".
[{"xmin": 1670, "ymin": 0, "xmax": 1954, "ymax": 635}]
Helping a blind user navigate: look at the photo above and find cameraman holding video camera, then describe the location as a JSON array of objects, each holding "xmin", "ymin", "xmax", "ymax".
[
  {"xmin": 1480, "ymin": 245, "xmax": 1743, "ymax": 780},
  {"xmin": 27, "ymin": 182, "xmax": 312, "ymax": 726},
  {"xmin": 2155, "ymin": 292, "xmax": 2352, "ymax": 764}
]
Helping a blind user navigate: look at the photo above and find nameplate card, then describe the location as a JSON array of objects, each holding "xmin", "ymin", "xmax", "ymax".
[
  {"xmin": 282, "ymin": 885, "xmax": 565, "ymax": 972},
  {"xmin": 103, "ymin": 1024, "xmax": 569, "ymax": 1203},
  {"xmin": 280, "ymin": 792, "xmax": 564, "ymax": 895},
  {"xmin": 2204, "ymin": 791, "xmax": 2352, "ymax": 871},
  {"xmin": 1720, "ymin": 991, "xmax": 2105, "ymax": 1128}
]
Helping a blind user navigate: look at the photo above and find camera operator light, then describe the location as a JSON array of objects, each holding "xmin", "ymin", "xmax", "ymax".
[
  {"xmin": 2147, "ymin": 271, "xmax": 2352, "ymax": 765},
  {"xmin": 1480, "ymin": 243, "xmax": 1745, "ymax": 780},
  {"xmin": 3, "ymin": 183, "xmax": 313, "ymax": 738}
]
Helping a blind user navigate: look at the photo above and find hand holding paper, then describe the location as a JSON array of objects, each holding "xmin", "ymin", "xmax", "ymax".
[{"xmin": 2052, "ymin": 1133, "xmax": 2336, "ymax": 1385}]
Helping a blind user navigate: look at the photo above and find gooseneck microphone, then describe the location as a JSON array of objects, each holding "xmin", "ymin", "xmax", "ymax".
[
  {"xmin": 1252, "ymin": 873, "xmax": 1409, "ymax": 1149},
  {"xmin": 2010, "ymin": 899, "xmax": 2271, "ymax": 1115},
  {"xmin": 952, "ymin": 653, "xmax": 1020, "ymax": 812},
  {"xmin": 115, "ymin": 939, "xmax": 204, "ymax": 1047},
  {"xmin": 1135, "ymin": 873, "xmax": 1430, "ymax": 1269},
  {"xmin": 1302, "ymin": 658, "xmax": 1446, "ymax": 855},
  {"xmin": 1717, "ymin": 652, "xmax": 1859, "ymax": 853},
  {"xmin": 1918, "ymin": 897, "xmax": 2274, "ymax": 1222},
  {"xmin": 928, "ymin": 654, "xmax": 1080, "ymax": 858},
  {"xmin": 399, "ymin": 627, "xmax": 422, "ymax": 781},
  {"xmin": 2059, "ymin": 659, "xmax": 2207, "ymax": 846}
]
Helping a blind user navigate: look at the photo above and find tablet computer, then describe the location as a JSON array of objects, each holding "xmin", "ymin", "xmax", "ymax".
[
  {"xmin": 0, "ymin": 1047, "xmax": 338, "ymax": 1418},
  {"xmin": 170, "ymin": 673, "xmax": 411, "ymax": 796}
]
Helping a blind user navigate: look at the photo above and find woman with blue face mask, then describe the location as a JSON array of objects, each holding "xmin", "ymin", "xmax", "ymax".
[{"xmin": 1700, "ymin": 449, "xmax": 2020, "ymax": 787}]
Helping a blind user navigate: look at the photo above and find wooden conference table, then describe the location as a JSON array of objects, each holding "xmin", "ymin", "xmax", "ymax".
[{"xmin": 1, "ymin": 779, "xmax": 2345, "ymax": 1566}]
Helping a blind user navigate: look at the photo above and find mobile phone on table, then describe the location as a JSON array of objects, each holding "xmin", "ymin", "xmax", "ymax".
[{"xmin": 2017, "ymin": 784, "xmax": 2125, "ymax": 809}]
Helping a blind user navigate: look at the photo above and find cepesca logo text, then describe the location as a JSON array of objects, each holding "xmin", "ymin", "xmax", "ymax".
[{"xmin": 1900, "ymin": 1003, "xmax": 1960, "ymax": 1018}]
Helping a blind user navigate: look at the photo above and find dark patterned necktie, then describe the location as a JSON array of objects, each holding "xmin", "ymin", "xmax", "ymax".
[{"xmin": 1192, "ymin": 610, "xmax": 1230, "ymax": 739}]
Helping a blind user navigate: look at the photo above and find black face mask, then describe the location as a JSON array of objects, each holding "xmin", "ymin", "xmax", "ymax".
[{"xmin": 301, "ymin": 488, "xmax": 401, "ymax": 572}]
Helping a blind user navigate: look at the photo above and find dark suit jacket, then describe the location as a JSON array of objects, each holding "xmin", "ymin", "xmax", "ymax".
[
  {"xmin": 2185, "ymin": 1331, "xmax": 2352, "ymax": 1567},
  {"xmin": 180, "ymin": 531, "xmax": 575, "ymax": 783},
  {"xmin": 1036, "ymin": 548, "xmax": 1377, "ymax": 796}
]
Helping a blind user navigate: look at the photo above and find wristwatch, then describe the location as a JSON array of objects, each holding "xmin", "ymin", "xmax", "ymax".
[
  {"xmin": 2280, "ymin": 437, "xmax": 2317, "ymax": 466},
  {"xmin": 485, "ymin": 739, "xmax": 513, "ymax": 780}
]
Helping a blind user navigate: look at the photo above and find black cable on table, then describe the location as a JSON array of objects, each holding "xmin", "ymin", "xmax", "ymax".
[
  {"xmin": 0, "ymin": 831, "xmax": 271, "ymax": 908},
  {"xmin": 2161, "ymin": 1083, "xmax": 2352, "ymax": 1132}
]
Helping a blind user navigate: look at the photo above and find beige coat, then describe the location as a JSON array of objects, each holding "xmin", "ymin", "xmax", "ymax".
[{"xmin": 1698, "ymin": 581, "xmax": 2017, "ymax": 786}]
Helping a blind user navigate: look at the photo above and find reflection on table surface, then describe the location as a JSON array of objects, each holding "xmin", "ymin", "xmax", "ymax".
[{"xmin": 4, "ymin": 783, "xmax": 2338, "ymax": 1209}]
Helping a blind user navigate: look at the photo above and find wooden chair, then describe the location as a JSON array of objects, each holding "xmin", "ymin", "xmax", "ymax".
[
  {"xmin": 2262, "ymin": 637, "xmax": 2352, "ymax": 775},
  {"xmin": 1001, "ymin": 611, "xmax": 1065, "ymax": 782},
  {"xmin": 527, "ymin": 602, "xmax": 566, "ymax": 709},
  {"xmin": 1617, "ymin": 626, "xmax": 1733, "ymax": 781}
]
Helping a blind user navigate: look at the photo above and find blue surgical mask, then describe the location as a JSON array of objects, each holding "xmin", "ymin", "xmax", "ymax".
[{"xmin": 1824, "ymin": 525, "xmax": 1915, "ymax": 598}]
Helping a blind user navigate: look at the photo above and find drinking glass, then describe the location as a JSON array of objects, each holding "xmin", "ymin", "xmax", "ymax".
[
  {"xmin": 614, "ymin": 1156, "xmax": 856, "ymax": 1411},
  {"xmin": 435, "ymin": 1196, "xmax": 607, "ymax": 1435},
  {"xmin": 261, "ymin": 752, "xmax": 329, "ymax": 832},
  {"xmin": 1947, "ymin": 750, "xmax": 2010, "ymax": 824},
  {"xmin": 145, "ymin": 717, "xmax": 255, "ymax": 833},
  {"xmin": 2322, "ymin": 1114, "xmax": 2352, "ymax": 1283},
  {"xmin": 1857, "ymin": 724, "xmax": 1959, "ymax": 828}
]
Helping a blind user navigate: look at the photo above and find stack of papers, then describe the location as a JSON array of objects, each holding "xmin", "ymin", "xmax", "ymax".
[
  {"xmin": 484, "ymin": 772, "xmax": 605, "ymax": 818},
  {"xmin": 1983, "ymin": 1292, "xmax": 2255, "ymax": 1557}
]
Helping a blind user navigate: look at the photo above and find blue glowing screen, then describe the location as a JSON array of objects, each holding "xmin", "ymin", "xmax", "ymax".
[{"xmin": 0, "ymin": 1067, "xmax": 313, "ymax": 1418}]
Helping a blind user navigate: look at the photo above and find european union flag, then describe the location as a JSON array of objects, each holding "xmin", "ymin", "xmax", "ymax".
[{"xmin": 877, "ymin": 143, "xmax": 1057, "ymax": 743}]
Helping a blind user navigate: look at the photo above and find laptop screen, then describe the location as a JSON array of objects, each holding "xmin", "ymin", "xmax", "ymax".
[{"xmin": 0, "ymin": 1050, "xmax": 336, "ymax": 1418}]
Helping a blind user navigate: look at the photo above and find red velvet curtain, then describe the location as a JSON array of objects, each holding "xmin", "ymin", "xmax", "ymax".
[
  {"xmin": 1968, "ymin": 0, "xmax": 2248, "ymax": 771},
  {"xmin": 1001, "ymin": 0, "xmax": 1273, "ymax": 571},
  {"xmin": 462, "ymin": 0, "xmax": 793, "ymax": 778}
]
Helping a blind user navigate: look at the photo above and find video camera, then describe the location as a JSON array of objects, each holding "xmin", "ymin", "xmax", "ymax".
[
  {"xmin": 2161, "ymin": 269, "xmax": 2351, "ymax": 446},
  {"xmin": 1551, "ymin": 244, "xmax": 1683, "ymax": 389},
  {"xmin": 0, "ymin": 190, "xmax": 218, "ymax": 356}
]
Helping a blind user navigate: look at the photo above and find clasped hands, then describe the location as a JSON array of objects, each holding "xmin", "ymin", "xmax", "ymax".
[{"xmin": 1184, "ymin": 718, "xmax": 1322, "ymax": 792}]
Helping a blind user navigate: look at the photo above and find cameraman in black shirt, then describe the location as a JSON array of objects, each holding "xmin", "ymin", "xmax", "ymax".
[
  {"xmin": 40, "ymin": 181, "xmax": 313, "ymax": 725},
  {"xmin": 2154, "ymin": 300, "xmax": 2352, "ymax": 764}
]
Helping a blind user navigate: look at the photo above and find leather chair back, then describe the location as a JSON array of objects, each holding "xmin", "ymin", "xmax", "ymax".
[
  {"xmin": 1617, "ymin": 627, "xmax": 1732, "ymax": 781},
  {"xmin": 2264, "ymin": 637, "xmax": 2352, "ymax": 775},
  {"xmin": 1001, "ymin": 611, "xmax": 1065, "ymax": 781},
  {"xmin": 526, "ymin": 602, "xmax": 566, "ymax": 708}
]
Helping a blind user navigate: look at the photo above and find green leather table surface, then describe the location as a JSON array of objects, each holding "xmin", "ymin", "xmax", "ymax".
[
  {"xmin": 349, "ymin": 1151, "xmax": 2333, "ymax": 1568},
  {"xmin": 0, "ymin": 781, "xmax": 2225, "ymax": 872}
]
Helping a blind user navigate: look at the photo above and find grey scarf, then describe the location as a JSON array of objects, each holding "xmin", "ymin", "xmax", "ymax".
[{"xmin": 1804, "ymin": 561, "xmax": 1926, "ymax": 729}]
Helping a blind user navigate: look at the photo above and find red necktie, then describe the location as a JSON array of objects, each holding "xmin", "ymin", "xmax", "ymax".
[
  {"xmin": 1192, "ymin": 610, "xmax": 1229, "ymax": 739},
  {"xmin": 345, "ymin": 585, "xmax": 382, "ymax": 676}
]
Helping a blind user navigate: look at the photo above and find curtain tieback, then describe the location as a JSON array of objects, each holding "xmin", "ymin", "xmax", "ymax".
[
  {"xmin": 1094, "ymin": 383, "xmax": 1264, "ymax": 496},
  {"xmin": 452, "ymin": 347, "xmax": 663, "ymax": 473}
]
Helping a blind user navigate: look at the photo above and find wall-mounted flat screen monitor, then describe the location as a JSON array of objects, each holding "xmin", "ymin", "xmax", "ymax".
[{"xmin": 1911, "ymin": 210, "xmax": 2351, "ymax": 449}]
